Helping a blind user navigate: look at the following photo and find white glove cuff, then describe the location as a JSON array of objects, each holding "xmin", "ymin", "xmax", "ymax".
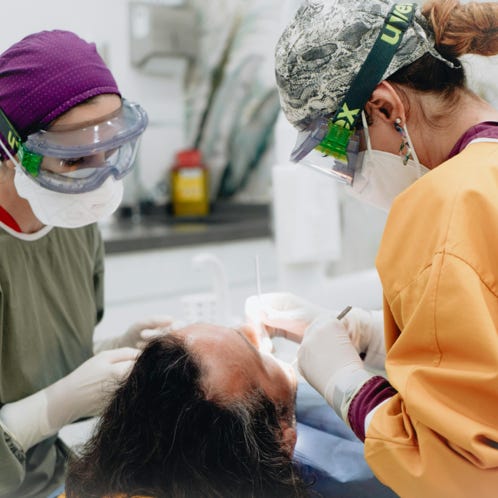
[
  {"xmin": 364, "ymin": 397, "xmax": 391, "ymax": 435},
  {"xmin": 0, "ymin": 390, "xmax": 54, "ymax": 452},
  {"xmin": 324, "ymin": 366, "xmax": 374, "ymax": 425},
  {"xmin": 93, "ymin": 336, "xmax": 121, "ymax": 354}
]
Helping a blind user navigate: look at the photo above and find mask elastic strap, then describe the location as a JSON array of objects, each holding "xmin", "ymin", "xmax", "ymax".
[
  {"xmin": 365, "ymin": 111, "xmax": 424, "ymax": 173},
  {"xmin": 361, "ymin": 112, "xmax": 372, "ymax": 152},
  {"xmin": 0, "ymin": 138, "xmax": 21, "ymax": 169}
]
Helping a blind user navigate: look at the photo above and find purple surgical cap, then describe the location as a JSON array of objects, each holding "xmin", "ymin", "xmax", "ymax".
[{"xmin": 0, "ymin": 30, "xmax": 120, "ymax": 156}]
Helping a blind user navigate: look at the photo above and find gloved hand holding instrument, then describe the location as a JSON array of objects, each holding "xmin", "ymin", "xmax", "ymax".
[
  {"xmin": 297, "ymin": 313, "xmax": 377, "ymax": 425},
  {"xmin": 244, "ymin": 291, "xmax": 390, "ymax": 428},
  {"xmin": 245, "ymin": 292, "xmax": 386, "ymax": 371}
]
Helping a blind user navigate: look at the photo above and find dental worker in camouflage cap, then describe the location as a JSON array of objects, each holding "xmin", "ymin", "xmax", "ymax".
[
  {"xmin": 249, "ymin": 1, "xmax": 498, "ymax": 497},
  {"xmin": 0, "ymin": 31, "xmax": 173, "ymax": 497}
]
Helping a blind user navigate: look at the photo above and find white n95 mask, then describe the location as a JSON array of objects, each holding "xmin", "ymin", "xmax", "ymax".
[
  {"xmin": 14, "ymin": 167, "xmax": 123, "ymax": 228},
  {"xmin": 346, "ymin": 149, "xmax": 429, "ymax": 212},
  {"xmin": 345, "ymin": 114, "xmax": 429, "ymax": 212}
]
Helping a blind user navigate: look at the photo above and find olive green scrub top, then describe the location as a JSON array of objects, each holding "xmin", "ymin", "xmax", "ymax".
[{"xmin": 0, "ymin": 222, "xmax": 104, "ymax": 498}]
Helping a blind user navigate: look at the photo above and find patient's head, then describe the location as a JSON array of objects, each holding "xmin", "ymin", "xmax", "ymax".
[{"xmin": 66, "ymin": 323, "xmax": 307, "ymax": 498}]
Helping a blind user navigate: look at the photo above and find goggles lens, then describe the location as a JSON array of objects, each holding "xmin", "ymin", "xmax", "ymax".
[
  {"xmin": 18, "ymin": 99, "xmax": 148, "ymax": 193},
  {"xmin": 291, "ymin": 118, "xmax": 361, "ymax": 185}
]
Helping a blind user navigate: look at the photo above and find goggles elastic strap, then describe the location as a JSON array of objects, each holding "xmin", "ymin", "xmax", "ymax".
[
  {"xmin": 0, "ymin": 107, "xmax": 42, "ymax": 176},
  {"xmin": 331, "ymin": 3, "xmax": 416, "ymax": 130},
  {"xmin": 0, "ymin": 107, "xmax": 21, "ymax": 157},
  {"xmin": 317, "ymin": 4, "xmax": 416, "ymax": 162}
]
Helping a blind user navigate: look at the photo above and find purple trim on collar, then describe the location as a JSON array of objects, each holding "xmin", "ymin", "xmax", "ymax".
[{"xmin": 448, "ymin": 121, "xmax": 498, "ymax": 159}]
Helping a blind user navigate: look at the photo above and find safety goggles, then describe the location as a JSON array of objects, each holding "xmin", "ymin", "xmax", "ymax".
[
  {"xmin": 290, "ymin": 3, "xmax": 416, "ymax": 184},
  {"xmin": 0, "ymin": 99, "xmax": 148, "ymax": 194}
]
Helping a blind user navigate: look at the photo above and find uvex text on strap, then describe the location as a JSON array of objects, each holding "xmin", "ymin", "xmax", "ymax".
[{"xmin": 0, "ymin": 107, "xmax": 21, "ymax": 159}]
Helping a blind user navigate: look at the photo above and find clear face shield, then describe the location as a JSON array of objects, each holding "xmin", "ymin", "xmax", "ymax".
[
  {"xmin": 290, "ymin": 118, "xmax": 363, "ymax": 185},
  {"xmin": 0, "ymin": 99, "xmax": 148, "ymax": 194},
  {"xmin": 288, "ymin": 2, "xmax": 418, "ymax": 185}
]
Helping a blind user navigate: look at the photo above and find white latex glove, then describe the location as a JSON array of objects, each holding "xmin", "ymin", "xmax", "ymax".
[
  {"xmin": 0, "ymin": 348, "xmax": 139, "ymax": 452},
  {"xmin": 297, "ymin": 314, "xmax": 374, "ymax": 423},
  {"xmin": 94, "ymin": 315, "xmax": 174, "ymax": 353},
  {"xmin": 342, "ymin": 308, "xmax": 386, "ymax": 372},
  {"xmin": 245, "ymin": 292, "xmax": 386, "ymax": 370},
  {"xmin": 245, "ymin": 292, "xmax": 326, "ymax": 343}
]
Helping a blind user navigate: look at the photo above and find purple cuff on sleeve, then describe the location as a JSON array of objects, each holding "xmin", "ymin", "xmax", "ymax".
[{"xmin": 347, "ymin": 376, "xmax": 397, "ymax": 442}]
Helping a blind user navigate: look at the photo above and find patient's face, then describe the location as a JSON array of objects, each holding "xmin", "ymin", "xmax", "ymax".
[{"xmin": 173, "ymin": 323, "xmax": 297, "ymax": 410}]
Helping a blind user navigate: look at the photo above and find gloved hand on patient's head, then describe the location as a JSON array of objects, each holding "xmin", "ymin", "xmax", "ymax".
[
  {"xmin": 0, "ymin": 347, "xmax": 139, "ymax": 452},
  {"xmin": 244, "ymin": 292, "xmax": 386, "ymax": 371},
  {"xmin": 93, "ymin": 315, "xmax": 175, "ymax": 353}
]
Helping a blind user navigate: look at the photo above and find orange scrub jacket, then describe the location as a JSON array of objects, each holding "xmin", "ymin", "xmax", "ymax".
[{"xmin": 368, "ymin": 142, "xmax": 498, "ymax": 497}]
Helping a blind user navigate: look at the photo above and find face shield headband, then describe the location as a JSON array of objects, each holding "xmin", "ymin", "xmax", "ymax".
[
  {"xmin": 0, "ymin": 99, "xmax": 148, "ymax": 194},
  {"xmin": 290, "ymin": 3, "xmax": 417, "ymax": 185}
]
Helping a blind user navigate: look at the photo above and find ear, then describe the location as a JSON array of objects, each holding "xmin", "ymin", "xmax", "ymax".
[
  {"xmin": 281, "ymin": 425, "xmax": 297, "ymax": 456},
  {"xmin": 365, "ymin": 81, "xmax": 406, "ymax": 125}
]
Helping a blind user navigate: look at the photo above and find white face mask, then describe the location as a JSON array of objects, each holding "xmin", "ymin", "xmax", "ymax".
[
  {"xmin": 346, "ymin": 150, "xmax": 430, "ymax": 211},
  {"xmin": 14, "ymin": 168, "xmax": 124, "ymax": 228},
  {"xmin": 345, "ymin": 115, "xmax": 430, "ymax": 212}
]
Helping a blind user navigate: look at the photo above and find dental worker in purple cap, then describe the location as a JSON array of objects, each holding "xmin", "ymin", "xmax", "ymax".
[{"xmin": 0, "ymin": 30, "xmax": 172, "ymax": 497}]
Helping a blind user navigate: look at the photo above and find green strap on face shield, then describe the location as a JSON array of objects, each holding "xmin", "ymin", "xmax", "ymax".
[{"xmin": 318, "ymin": 3, "xmax": 417, "ymax": 160}]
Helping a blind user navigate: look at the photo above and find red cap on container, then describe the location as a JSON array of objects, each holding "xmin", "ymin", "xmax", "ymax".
[{"xmin": 175, "ymin": 148, "xmax": 203, "ymax": 168}]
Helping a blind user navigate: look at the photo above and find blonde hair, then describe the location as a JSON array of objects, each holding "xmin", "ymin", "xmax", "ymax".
[{"xmin": 423, "ymin": 0, "xmax": 498, "ymax": 57}]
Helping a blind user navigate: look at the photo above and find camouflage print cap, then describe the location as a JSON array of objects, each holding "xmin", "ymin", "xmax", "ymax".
[{"xmin": 275, "ymin": 0, "xmax": 454, "ymax": 129}]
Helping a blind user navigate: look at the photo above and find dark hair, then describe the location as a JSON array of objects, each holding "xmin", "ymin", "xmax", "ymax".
[
  {"xmin": 388, "ymin": 0, "xmax": 498, "ymax": 98},
  {"xmin": 65, "ymin": 334, "xmax": 309, "ymax": 498}
]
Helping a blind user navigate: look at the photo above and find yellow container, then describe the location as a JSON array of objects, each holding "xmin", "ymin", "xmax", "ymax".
[{"xmin": 171, "ymin": 149, "xmax": 209, "ymax": 217}]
